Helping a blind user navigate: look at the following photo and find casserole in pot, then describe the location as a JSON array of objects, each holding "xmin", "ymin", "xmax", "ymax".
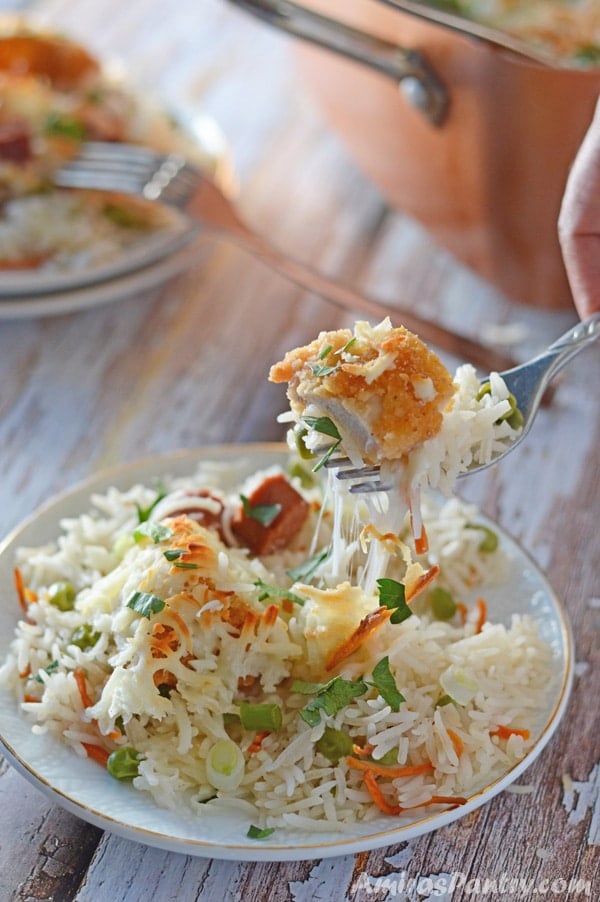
[{"xmin": 229, "ymin": 0, "xmax": 600, "ymax": 309}]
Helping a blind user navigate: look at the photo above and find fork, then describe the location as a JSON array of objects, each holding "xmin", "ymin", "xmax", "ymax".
[
  {"xmin": 52, "ymin": 141, "xmax": 517, "ymax": 374},
  {"xmin": 321, "ymin": 313, "xmax": 600, "ymax": 492}
]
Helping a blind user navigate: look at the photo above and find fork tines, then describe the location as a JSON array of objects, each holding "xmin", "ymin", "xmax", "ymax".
[
  {"xmin": 54, "ymin": 141, "xmax": 200, "ymax": 206},
  {"xmin": 319, "ymin": 449, "xmax": 391, "ymax": 494}
]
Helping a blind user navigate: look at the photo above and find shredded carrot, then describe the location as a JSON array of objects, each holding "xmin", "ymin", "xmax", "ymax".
[
  {"xmin": 23, "ymin": 694, "xmax": 40, "ymax": 703},
  {"xmin": 262, "ymin": 603, "xmax": 279, "ymax": 627},
  {"xmin": 247, "ymin": 730, "xmax": 270, "ymax": 755},
  {"xmin": 414, "ymin": 525, "xmax": 429, "ymax": 556},
  {"xmin": 346, "ymin": 756, "xmax": 434, "ymax": 779},
  {"xmin": 74, "ymin": 668, "xmax": 94, "ymax": 709},
  {"xmin": 19, "ymin": 666, "xmax": 32, "ymax": 680},
  {"xmin": 364, "ymin": 770, "xmax": 401, "ymax": 815},
  {"xmin": 281, "ymin": 598, "xmax": 294, "ymax": 615},
  {"xmin": 406, "ymin": 565, "xmax": 440, "ymax": 603},
  {"xmin": 105, "ymin": 729, "xmax": 122, "ymax": 741},
  {"xmin": 456, "ymin": 602, "xmax": 468, "ymax": 625},
  {"xmin": 447, "ymin": 728, "xmax": 464, "ymax": 758},
  {"xmin": 491, "ymin": 725, "xmax": 531, "ymax": 741},
  {"xmin": 14, "ymin": 567, "xmax": 30, "ymax": 616},
  {"xmin": 363, "ymin": 771, "xmax": 467, "ymax": 816},
  {"xmin": 475, "ymin": 597, "xmax": 487, "ymax": 633},
  {"xmin": 325, "ymin": 606, "xmax": 393, "ymax": 672},
  {"xmin": 81, "ymin": 742, "xmax": 110, "ymax": 767},
  {"xmin": 351, "ymin": 743, "xmax": 375, "ymax": 757}
]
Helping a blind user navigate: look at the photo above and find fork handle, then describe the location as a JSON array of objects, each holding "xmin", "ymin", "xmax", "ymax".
[
  {"xmin": 214, "ymin": 223, "xmax": 516, "ymax": 373},
  {"xmin": 538, "ymin": 311, "xmax": 600, "ymax": 380},
  {"xmin": 548, "ymin": 312, "xmax": 600, "ymax": 355}
]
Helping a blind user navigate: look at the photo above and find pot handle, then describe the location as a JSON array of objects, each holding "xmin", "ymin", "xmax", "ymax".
[{"xmin": 226, "ymin": 0, "xmax": 449, "ymax": 126}]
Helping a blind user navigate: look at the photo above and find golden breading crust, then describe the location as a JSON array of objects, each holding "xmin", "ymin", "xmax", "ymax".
[{"xmin": 269, "ymin": 320, "xmax": 455, "ymax": 463}]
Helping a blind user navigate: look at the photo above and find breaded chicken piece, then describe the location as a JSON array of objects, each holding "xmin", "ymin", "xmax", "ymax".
[{"xmin": 269, "ymin": 318, "xmax": 455, "ymax": 464}]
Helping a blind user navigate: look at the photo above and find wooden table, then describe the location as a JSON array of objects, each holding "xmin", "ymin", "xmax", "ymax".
[{"xmin": 1, "ymin": 0, "xmax": 598, "ymax": 899}]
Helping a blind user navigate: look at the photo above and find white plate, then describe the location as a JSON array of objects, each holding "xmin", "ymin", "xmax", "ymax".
[
  {"xmin": 0, "ymin": 231, "xmax": 203, "ymax": 318},
  {"xmin": 0, "ymin": 114, "xmax": 232, "ymax": 318},
  {"xmin": 0, "ymin": 445, "xmax": 573, "ymax": 861}
]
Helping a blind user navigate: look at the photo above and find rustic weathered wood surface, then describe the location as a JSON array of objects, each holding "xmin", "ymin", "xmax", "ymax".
[{"xmin": 0, "ymin": 0, "xmax": 598, "ymax": 899}]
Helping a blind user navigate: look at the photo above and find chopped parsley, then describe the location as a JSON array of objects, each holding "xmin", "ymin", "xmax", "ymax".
[
  {"xmin": 377, "ymin": 578, "xmax": 413, "ymax": 624},
  {"xmin": 301, "ymin": 415, "xmax": 342, "ymax": 471},
  {"xmin": 44, "ymin": 112, "xmax": 86, "ymax": 140},
  {"xmin": 254, "ymin": 579, "xmax": 305, "ymax": 607},
  {"xmin": 292, "ymin": 675, "xmax": 368, "ymax": 726},
  {"xmin": 126, "ymin": 590, "xmax": 166, "ymax": 619},
  {"xmin": 135, "ymin": 484, "xmax": 167, "ymax": 523},
  {"xmin": 247, "ymin": 824, "xmax": 276, "ymax": 840},
  {"xmin": 240, "ymin": 494, "xmax": 281, "ymax": 527},
  {"xmin": 368, "ymin": 656, "xmax": 404, "ymax": 712},
  {"xmin": 34, "ymin": 660, "xmax": 59, "ymax": 683},
  {"xmin": 286, "ymin": 548, "xmax": 329, "ymax": 583}
]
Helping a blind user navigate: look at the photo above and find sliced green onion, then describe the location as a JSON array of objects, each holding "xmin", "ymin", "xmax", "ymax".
[
  {"xmin": 315, "ymin": 726, "xmax": 353, "ymax": 763},
  {"xmin": 439, "ymin": 665, "xmax": 478, "ymax": 706},
  {"xmin": 476, "ymin": 382, "xmax": 523, "ymax": 428},
  {"xmin": 238, "ymin": 701, "xmax": 282, "ymax": 733},
  {"xmin": 113, "ymin": 533, "xmax": 135, "ymax": 560},
  {"xmin": 205, "ymin": 739, "xmax": 245, "ymax": 791},
  {"xmin": 429, "ymin": 587, "xmax": 457, "ymax": 620},
  {"xmin": 294, "ymin": 427, "xmax": 315, "ymax": 461},
  {"xmin": 133, "ymin": 521, "xmax": 172, "ymax": 544},
  {"xmin": 48, "ymin": 581, "xmax": 76, "ymax": 611},
  {"xmin": 107, "ymin": 747, "xmax": 141, "ymax": 781}
]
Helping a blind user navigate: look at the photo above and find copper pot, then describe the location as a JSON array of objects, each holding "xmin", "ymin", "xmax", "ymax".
[{"xmin": 228, "ymin": 0, "xmax": 600, "ymax": 309}]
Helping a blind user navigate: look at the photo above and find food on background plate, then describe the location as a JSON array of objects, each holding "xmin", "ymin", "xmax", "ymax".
[
  {"xmin": 1, "ymin": 321, "xmax": 554, "ymax": 837},
  {"xmin": 0, "ymin": 22, "xmax": 225, "ymax": 274},
  {"xmin": 424, "ymin": 0, "xmax": 600, "ymax": 66}
]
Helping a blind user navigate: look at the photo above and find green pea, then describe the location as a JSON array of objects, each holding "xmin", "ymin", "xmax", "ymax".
[
  {"xmin": 107, "ymin": 747, "xmax": 142, "ymax": 781},
  {"xmin": 376, "ymin": 747, "xmax": 399, "ymax": 766},
  {"xmin": 315, "ymin": 727, "xmax": 353, "ymax": 764},
  {"xmin": 430, "ymin": 587, "xmax": 457, "ymax": 621},
  {"xmin": 466, "ymin": 523, "xmax": 499, "ymax": 554},
  {"xmin": 70, "ymin": 624, "xmax": 101, "ymax": 650},
  {"xmin": 48, "ymin": 581, "xmax": 76, "ymax": 611}
]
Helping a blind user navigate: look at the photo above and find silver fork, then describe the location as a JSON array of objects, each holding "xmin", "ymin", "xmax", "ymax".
[
  {"xmin": 320, "ymin": 314, "xmax": 600, "ymax": 492},
  {"xmin": 52, "ymin": 141, "xmax": 517, "ymax": 374}
]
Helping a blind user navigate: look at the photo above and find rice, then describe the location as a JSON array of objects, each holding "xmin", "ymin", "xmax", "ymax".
[
  {"xmin": 0, "ymin": 454, "xmax": 555, "ymax": 834},
  {"xmin": 0, "ymin": 192, "xmax": 175, "ymax": 272}
]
